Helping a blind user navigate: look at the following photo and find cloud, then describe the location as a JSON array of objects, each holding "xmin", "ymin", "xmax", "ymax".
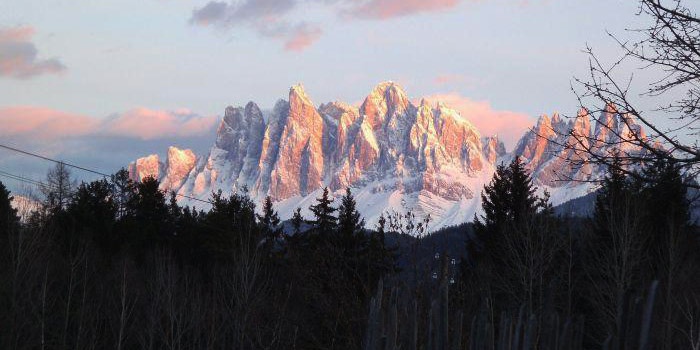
[
  {"xmin": 0, "ymin": 106, "xmax": 218, "ymax": 142},
  {"xmin": 343, "ymin": 0, "xmax": 461, "ymax": 20},
  {"xmin": 283, "ymin": 24, "xmax": 323, "ymax": 52},
  {"xmin": 189, "ymin": 0, "xmax": 463, "ymax": 50},
  {"xmin": 423, "ymin": 93, "xmax": 534, "ymax": 148},
  {"xmin": 190, "ymin": 0, "xmax": 296, "ymax": 27},
  {"xmin": 103, "ymin": 108, "xmax": 218, "ymax": 140},
  {"xmin": 0, "ymin": 26, "xmax": 66, "ymax": 79},
  {"xmin": 190, "ymin": 0, "xmax": 322, "ymax": 52},
  {"xmin": 0, "ymin": 106, "xmax": 98, "ymax": 139}
]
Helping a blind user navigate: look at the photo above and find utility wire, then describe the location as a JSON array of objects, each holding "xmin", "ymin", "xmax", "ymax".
[
  {"xmin": 0, "ymin": 170, "xmax": 46, "ymax": 188},
  {"xmin": 0, "ymin": 143, "xmax": 214, "ymax": 205},
  {"xmin": 0, "ymin": 143, "xmax": 111, "ymax": 177}
]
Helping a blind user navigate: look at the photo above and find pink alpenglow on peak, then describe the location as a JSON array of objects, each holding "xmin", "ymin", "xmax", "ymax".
[
  {"xmin": 422, "ymin": 93, "xmax": 533, "ymax": 149},
  {"xmin": 128, "ymin": 83, "xmax": 649, "ymax": 230},
  {"xmin": 128, "ymin": 154, "xmax": 163, "ymax": 182}
]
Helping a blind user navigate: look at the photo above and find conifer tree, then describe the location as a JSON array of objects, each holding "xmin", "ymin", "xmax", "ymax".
[
  {"xmin": 309, "ymin": 187, "xmax": 337, "ymax": 234},
  {"xmin": 636, "ymin": 159, "xmax": 695, "ymax": 346},
  {"xmin": 587, "ymin": 157, "xmax": 647, "ymax": 339},
  {"xmin": 469, "ymin": 157, "xmax": 555, "ymax": 313},
  {"xmin": 201, "ymin": 190, "xmax": 258, "ymax": 259},
  {"xmin": 111, "ymin": 168, "xmax": 134, "ymax": 219},
  {"xmin": 592, "ymin": 156, "xmax": 632, "ymax": 238},
  {"xmin": 123, "ymin": 176, "xmax": 171, "ymax": 254},
  {"xmin": 473, "ymin": 157, "xmax": 544, "ymax": 253},
  {"xmin": 291, "ymin": 207, "xmax": 304, "ymax": 235},
  {"xmin": 257, "ymin": 196, "xmax": 281, "ymax": 239},
  {"xmin": 337, "ymin": 188, "xmax": 364, "ymax": 245},
  {"xmin": 67, "ymin": 179, "xmax": 118, "ymax": 253},
  {"xmin": 0, "ymin": 181, "xmax": 19, "ymax": 235}
]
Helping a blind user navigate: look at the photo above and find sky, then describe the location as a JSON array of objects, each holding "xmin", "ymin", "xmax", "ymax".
[{"xmin": 0, "ymin": 0, "xmax": 684, "ymax": 193}]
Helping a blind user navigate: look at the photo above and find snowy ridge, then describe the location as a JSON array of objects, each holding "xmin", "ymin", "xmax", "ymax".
[{"xmin": 128, "ymin": 82, "xmax": 648, "ymax": 230}]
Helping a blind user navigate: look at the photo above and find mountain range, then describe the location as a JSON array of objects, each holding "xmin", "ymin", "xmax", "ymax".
[{"xmin": 128, "ymin": 82, "xmax": 648, "ymax": 229}]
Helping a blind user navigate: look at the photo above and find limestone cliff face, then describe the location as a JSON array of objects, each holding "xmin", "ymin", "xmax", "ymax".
[
  {"xmin": 513, "ymin": 106, "xmax": 647, "ymax": 187},
  {"xmin": 128, "ymin": 82, "xmax": 648, "ymax": 229},
  {"xmin": 267, "ymin": 84, "xmax": 325, "ymax": 200},
  {"xmin": 161, "ymin": 147, "xmax": 196, "ymax": 191},
  {"xmin": 128, "ymin": 154, "xmax": 163, "ymax": 182},
  {"xmin": 482, "ymin": 136, "xmax": 506, "ymax": 164},
  {"xmin": 128, "ymin": 147, "xmax": 196, "ymax": 191}
]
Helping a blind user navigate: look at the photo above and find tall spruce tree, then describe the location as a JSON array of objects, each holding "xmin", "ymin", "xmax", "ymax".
[
  {"xmin": 111, "ymin": 168, "xmax": 134, "ymax": 219},
  {"xmin": 67, "ymin": 179, "xmax": 118, "ymax": 254},
  {"xmin": 123, "ymin": 176, "xmax": 171, "ymax": 254},
  {"xmin": 309, "ymin": 187, "xmax": 337, "ymax": 234},
  {"xmin": 291, "ymin": 207, "xmax": 304, "ymax": 235},
  {"xmin": 0, "ymin": 181, "xmax": 19, "ymax": 235},
  {"xmin": 587, "ymin": 157, "xmax": 647, "ymax": 340},
  {"xmin": 592, "ymin": 156, "xmax": 633, "ymax": 238},
  {"xmin": 473, "ymin": 157, "xmax": 543, "ymax": 251},
  {"xmin": 257, "ymin": 196, "xmax": 281, "ymax": 239},
  {"xmin": 201, "ymin": 190, "xmax": 258, "ymax": 260},
  {"xmin": 337, "ymin": 188, "xmax": 364, "ymax": 245},
  {"xmin": 469, "ymin": 157, "xmax": 555, "ymax": 313},
  {"xmin": 636, "ymin": 159, "xmax": 696, "ymax": 347}
]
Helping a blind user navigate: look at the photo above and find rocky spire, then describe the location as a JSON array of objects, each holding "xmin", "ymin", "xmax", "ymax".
[{"xmin": 267, "ymin": 84, "xmax": 325, "ymax": 199}]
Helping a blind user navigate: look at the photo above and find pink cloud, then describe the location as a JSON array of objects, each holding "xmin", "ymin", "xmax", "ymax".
[
  {"xmin": 423, "ymin": 93, "xmax": 535, "ymax": 148},
  {"xmin": 0, "ymin": 106, "xmax": 218, "ymax": 141},
  {"xmin": 347, "ymin": 0, "xmax": 460, "ymax": 20},
  {"xmin": 284, "ymin": 25, "xmax": 322, "ymax": 52},
  {"xmin": 0, "ymin": 26, "xmax": 66, "ymax": 79},
  {"xmin": 0, "ymin": 26, "xmax": 35, "ymax": 42},
  {"xmin": 103, "ymin": 108, "xmax": 218, "ymax": 140},
  {"xmin": 0, "ymin": 106, "xmax": 98, "ymax": 139}
]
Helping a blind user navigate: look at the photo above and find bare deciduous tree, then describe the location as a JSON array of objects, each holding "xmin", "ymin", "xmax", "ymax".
[{"xmin": 552, "ymin": 0, "xmax": 700, "ymax": 188}]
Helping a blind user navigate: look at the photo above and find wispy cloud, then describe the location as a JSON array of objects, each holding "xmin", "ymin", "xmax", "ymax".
[
  {"xmin": 189, "ymin": 0, "xmax": 468, "ymax": 51},
  {"xmin": 343, "ymin": 0, "xmax": 460, "ymax": 20},
  {"xmin": 0, "ymin": 106, "xmax": 97, "ymax": 139},
  {"xmin": 423, "ymin": 93, "xmax": 534, "ymax": 148},
  {"xmin": 0, "ymin": 26, "xmax": 66, "ymax": 79},
  {"xmin": 0, "ymin": 106, "xmax": 218, "ymax": 141},
  {"xmin": 190, "ymin": 0, "xmax": 322, "ymax": 52},
  {"xmin": 283, "ymin": 24, "xmax": 323, "ymax": 52},
  {"xmin": 103, "ymin": 108, "xmax": 218, "ymax": 140}
]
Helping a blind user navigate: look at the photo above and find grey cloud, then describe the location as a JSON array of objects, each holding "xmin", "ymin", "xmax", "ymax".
[
  {"xmin": 0, "ymin": 27, "xmax": 66, "ymax": 79},
  {"xmin": 190, "ymin": 0, "xmax": 297, "ymax": 28},
  {"xmin": 189, "ymin": 0, "xmax": 464, "ymax": 50},
  {"xmin": 190, "ymin": 0, "xmax": 321, "ymax": 51}
]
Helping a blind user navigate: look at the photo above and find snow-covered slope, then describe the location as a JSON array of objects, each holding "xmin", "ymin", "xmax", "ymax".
[{"xmin": 128, "ymin": 82, "xmax": 648, "ymax": 230}]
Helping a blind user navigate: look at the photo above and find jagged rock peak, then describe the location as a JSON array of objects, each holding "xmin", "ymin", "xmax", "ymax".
[
  {"xmin": 482, "ymin": 136, "xmax": 506, "ymax": 164},
  {"xmin": 162, "ymin": 147, "xmax": 197, "ymax": 191},
  {"xmin": 128, "ymin": 154, "xmax": 162, "ymax": 182},
  {"xmin": 361, "ymin": 81, "xmax": 411, "ymax": 128},
  {"xmin": 245, "ymin": 101, "xmax": 262, "ymax": 116},
  {"xmin": 289, "ymin": 83, "xmax": 313, "ymax": 106}
]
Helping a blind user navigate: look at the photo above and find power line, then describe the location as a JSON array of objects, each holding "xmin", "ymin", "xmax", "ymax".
[
  {"xmin": 0, "ymin": 143, "xmax": 214, "ymax": 205},
  {"xmin": 0, "ymin": 143, "xmax": 111, "ymax": 177},
  {"xmin": 0, "ymin": 170, "xmax": 51, "ymax": 189}
]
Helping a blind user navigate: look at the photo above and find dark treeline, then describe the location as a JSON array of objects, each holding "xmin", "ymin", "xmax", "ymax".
[
  {"xmin": 0, "ymin": 165, "xmax": 396, "ymax": 350},
  {"xmin": 1, "ymin": 156, "xmax": 698, "ymax": 349}
]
